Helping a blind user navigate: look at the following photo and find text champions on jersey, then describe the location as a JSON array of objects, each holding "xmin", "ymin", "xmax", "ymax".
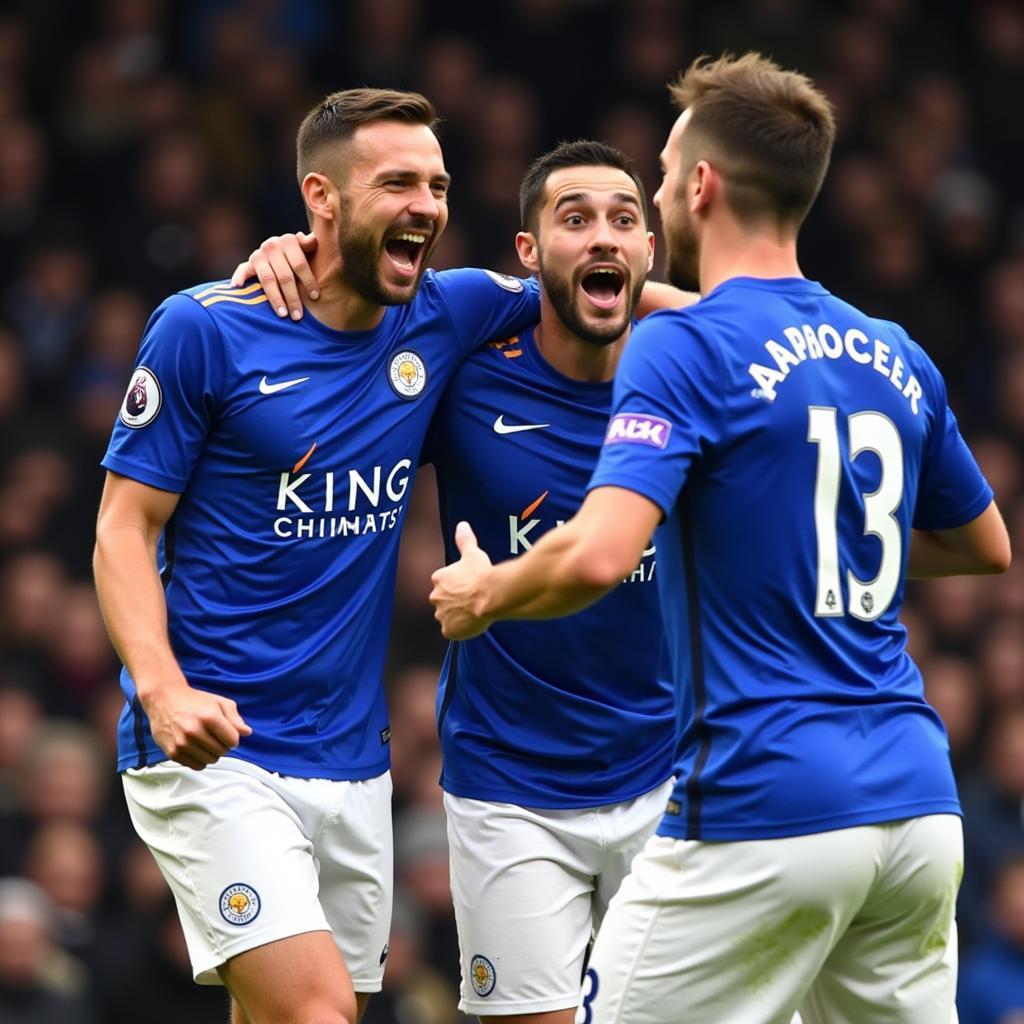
[{"xmin": 748, "ymin": 322, "xmax": 924, "ymax": 414}]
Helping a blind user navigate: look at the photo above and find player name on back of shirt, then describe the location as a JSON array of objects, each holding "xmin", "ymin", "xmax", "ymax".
[{"xmin": 749, "ymin": 320, "xmax": 924, "ymax": 412}]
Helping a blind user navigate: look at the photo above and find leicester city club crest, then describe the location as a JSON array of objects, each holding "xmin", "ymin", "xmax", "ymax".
[
  {"xmin": 388, "ymin": 350, "xmax": 427, "ymax": 399},
  {"xmin": 219, "ymin": 883, "xmax": 261, "ymax": 926},
  {"xmin": 470, "ymin": 954, "xmax": 496, "ymax": 997}
]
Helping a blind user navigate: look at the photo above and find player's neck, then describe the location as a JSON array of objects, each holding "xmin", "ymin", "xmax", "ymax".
[
  {"xmin": 698, "ymin": 221, "xmax": 803, "ymax": 296},
  {"xmin": 534, "ymin": 305, "xmax": 625, "ymax": 383},
  {"xmin": 303, "ymin": 251, "xmax": 387, "ymax": 332}
]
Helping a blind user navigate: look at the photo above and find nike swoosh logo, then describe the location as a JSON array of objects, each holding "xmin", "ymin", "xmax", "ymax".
[
  {"xmin": 259, "ymin": 375, "xmax": 310, "ymax": 395},
  {"xmin": 493, "ymin": 415, "xmax": 549, "ymax": 435}
]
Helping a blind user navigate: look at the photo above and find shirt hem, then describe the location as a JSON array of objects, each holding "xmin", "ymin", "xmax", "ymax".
[
  {"xmin": 914, "ymin": 486, "xmax": 993, "ymax": 532},
  {"xmin": 656, "ymin": 800, "xmax": 963, "ymax": 840},
  {"xmin": 118, "ymin": 747, "xmax": 391, "ymax": 781},
  {"xmin": 587, "ymin": 472, "xmax": 673, "ymax": 520},
  {"xmin": 440, "ymin": 771, "xmax": 673, "ymax": 809},
  {"xmin": 101, "ymin": 454, "xmax": 188, "ymax": 494}
]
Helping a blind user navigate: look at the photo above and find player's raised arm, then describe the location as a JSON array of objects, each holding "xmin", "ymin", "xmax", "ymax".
[
  {"xmin": 430, "ymin": 485, "xmax": 661, "ymax": 639},
  {"xmin": 231, "ymin": 231, "xmax": 321, "ymax": 319},
  {"xmin": 94, "ymin": 473, "xmax": 251, "ymax": 770}
]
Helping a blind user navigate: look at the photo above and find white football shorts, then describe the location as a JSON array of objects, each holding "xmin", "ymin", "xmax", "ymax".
[
  {"xmin": 445, "ymin": 778, "xmax": 673, "ymax": 1016},
  {"xmin": 123, "ymin": 756, "xmax": 392, "ymax": 989},
  {"xmin": 579, "ymin": 814, "xmax": 963, "ymax": 1024}
]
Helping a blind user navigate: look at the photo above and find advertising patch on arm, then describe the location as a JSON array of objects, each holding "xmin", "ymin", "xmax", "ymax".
[{"xmin": 589, "ymin": 309, "xmax": 724, "ymax": 517}]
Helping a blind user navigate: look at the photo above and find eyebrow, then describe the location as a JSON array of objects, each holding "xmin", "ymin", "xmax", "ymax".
[
  {"xmin": 376, "ymin": 168, "xmax": 452, "ymax": 186},
  {"xmin": 552, "ymin": 191, "xmax": 641, "ymax": 212}
]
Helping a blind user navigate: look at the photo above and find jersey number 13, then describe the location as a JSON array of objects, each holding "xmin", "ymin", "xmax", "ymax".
[{"xmin": 807, "ymin": 407, "xmax": 903, "ymax": 622}]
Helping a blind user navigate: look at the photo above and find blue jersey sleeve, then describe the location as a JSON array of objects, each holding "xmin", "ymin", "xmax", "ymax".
[
  {"xmin": 102, "ymin": 294, "xmax": 227, "ymax": 493},
  {"xmin": 433, "ymin": 268, "xmax": 540, "ymax": 357},
  {"xmin": 588, "ymin": 309, "xmax": 725, "ymax": 516},
  {"xmin": 913, "ymin": 363, "xmax": 993, "ymax": 530}
]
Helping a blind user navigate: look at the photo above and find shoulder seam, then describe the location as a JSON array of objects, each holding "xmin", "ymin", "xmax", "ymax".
[
  {"xmin": 170, "ymin": 292, "xmax": 230, "ymax": 409},
  {"xmin": 429, "ymin": 270, "xmax": 470, "ymax": 351}
]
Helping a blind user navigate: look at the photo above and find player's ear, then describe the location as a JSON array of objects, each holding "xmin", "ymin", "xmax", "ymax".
[
  {"xmin": 645, "ymin": 231, "xmax": 655, "ymax": 273},
  {"xmin": 691, "ymin": 161, "xmax": 714, "ymax": 214},
  {"xmin": 515, "ymin": 231, "xmax": 540, "ymax": 274},
  {"xmin": 301, "ymin": 172, "xmax": 337, "ymax": 222}
]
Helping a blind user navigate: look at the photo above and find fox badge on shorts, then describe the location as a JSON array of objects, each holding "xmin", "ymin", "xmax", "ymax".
[
  {"xmin": 219, "ymin": 883, "xmax": 261, "ymax": 926},
  {"xmin": 470, "ymin": 954, "xmax": 496, "ymax": 997}
]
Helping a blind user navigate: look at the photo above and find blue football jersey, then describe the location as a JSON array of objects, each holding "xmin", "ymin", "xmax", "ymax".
[
  {"xmin": 103, "ymin": 270, "xmax": 539, "ymax": 778},
  {"xmin": 426, "ymin": 325, "xmax": 675, "ymax": 807},
  {"xmin": 588, "ymin": 277, "xmax": 993, "ymax": 840}
]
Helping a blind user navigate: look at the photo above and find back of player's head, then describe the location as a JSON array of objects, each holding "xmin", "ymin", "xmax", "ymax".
[
  {"xmin": 518, "ymin": 139, "xmax": 648, "ymax": 234},
  {"xmin": 296, "ymin": 88, "xmax": 439, "ymax": 185},
  {"xmin": 668, "ymin": 52, "xmax": 836, "ymax": 230}
]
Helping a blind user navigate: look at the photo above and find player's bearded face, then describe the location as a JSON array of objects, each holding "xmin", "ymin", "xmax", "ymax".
[
  {"xmin": 538, "ymin": 250, "xmax": 644, "ymax": 347},
  {"xmin": 335, "ymin": 198, "xmax": 439, "ymax": 307},
  {"xmin": 663, "ymin": 194, "xmax": 700, "ymax": 293}
]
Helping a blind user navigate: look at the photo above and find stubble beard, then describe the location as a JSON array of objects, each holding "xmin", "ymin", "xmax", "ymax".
[
  {"xmin": 335, "ymin": 201, "xmax": 435, "ymax": 307},
  {"xmin": 538, "ymin": 256, "xmax": 643, "ymax": 348},
  {"xmin": 664, "ymin": 204, "xmax": 700, "ymax": 293}
]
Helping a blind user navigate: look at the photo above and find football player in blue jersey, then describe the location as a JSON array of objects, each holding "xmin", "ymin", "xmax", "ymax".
[
  {"xmin": 424, "ymin": 141, "xmax": 678, "ymax": 1023},
  {"xmin": 233, "ymin": 140, "xmax": 688, "ymax": 1024},
  {"xmin": 93, "ymin": 88, "xmax": 543, "ymax": 1024},
  {"xmin": 431, "ymin": 53, "xmax": 1012, "ymax": 1024}
]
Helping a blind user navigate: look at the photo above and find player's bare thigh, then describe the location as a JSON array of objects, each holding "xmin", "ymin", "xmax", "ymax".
[
  {"xmin": 221, "ymin": 931, "xmax": 369, "ymax": 1024},
  {"xmin": 481, "ymin": 1009, "xmax": 575, "ymax": 1024}
]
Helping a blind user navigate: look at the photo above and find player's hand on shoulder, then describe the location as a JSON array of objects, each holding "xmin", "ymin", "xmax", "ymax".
[
  {"xmin": 430, "ymin": 521, "xmax": 494, "ymax": 641},
  {"xmin": 141, "ymin": 678, "xmax": 253, "ymax": 771},
  {"xmin": 230, "ymin": 231, "xmax": 320, "ymax": 321}
]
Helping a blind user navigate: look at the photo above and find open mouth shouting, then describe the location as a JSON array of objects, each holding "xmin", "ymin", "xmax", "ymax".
[
  {"xmin": 579, "ymin": 264, "xmax": 626, "ymax": 312},
  {"xmin": 384, "ymin": 229, "xmax": 431, "ymax": 280}
]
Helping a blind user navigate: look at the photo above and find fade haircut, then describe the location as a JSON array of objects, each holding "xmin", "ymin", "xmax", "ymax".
[
  {"xmin": 519, "ymin": 140, "xmax": 648, "ymax": 234},
  {"xmin": 668, "ymin": 52, "xmax": 836, "ymax": 229},
  {"xmin": 295, "ymin": 87, "xmax": 438, "ymax": 186}
]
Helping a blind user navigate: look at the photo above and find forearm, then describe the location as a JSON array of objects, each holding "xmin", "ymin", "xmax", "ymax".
[
  {"xmin": 93, "ymin": 523, "xmax": 189, "ymax": 701},
  {"xmin": 479, "ymin": 520, "xmax": 618, "ymax": 622},
  {"xmin": 906, "ymin": 527, "xmax": 1006, "ymax": 578},
  {"xmin": 638, "ymin": 280, "xmax": 699, "ymax": 316}
]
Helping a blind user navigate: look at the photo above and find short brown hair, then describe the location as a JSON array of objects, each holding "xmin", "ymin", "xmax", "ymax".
[
  {"xmin": 668, "ymin": 52, "xmax": 836, "ymax": 228},
  {"xmin": 518, "ymin": 139, "xmax": 648, "ymax": 234},
  {"xmin": 295, "ymin": 87, "xmax": 438, "ymax": 185}
]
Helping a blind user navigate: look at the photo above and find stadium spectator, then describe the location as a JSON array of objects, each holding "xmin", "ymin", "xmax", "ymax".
[
  {"xmin": 0, "ymin": 876, "xmax": 93, "ymax": 1024},
  {"xmin": 958, "ymin": 854, "xmax": 1024, "ymax": 1024}
]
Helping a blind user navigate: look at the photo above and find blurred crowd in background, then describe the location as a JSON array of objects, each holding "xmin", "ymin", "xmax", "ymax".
[{"xmin": 0, "ymin": 0, "xmax": 1022, "ymax": 1021}]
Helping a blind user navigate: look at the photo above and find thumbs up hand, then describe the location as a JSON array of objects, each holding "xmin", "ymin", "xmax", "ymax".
[{"xmin": 429, "ymin": 522, "xmax": 494, "ymax": 640}]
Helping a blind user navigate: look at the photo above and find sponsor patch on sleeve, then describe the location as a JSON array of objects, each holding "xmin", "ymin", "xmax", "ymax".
[{"xmin": 604, "ymin": 413, "xmax": 671, "ymax": 449}]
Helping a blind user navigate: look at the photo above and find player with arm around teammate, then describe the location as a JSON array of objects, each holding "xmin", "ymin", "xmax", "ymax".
[
  {"xmin": 233, "ymin": 139, "xmax": 690, "ymax": 1024},
  {"xmin": 430, "ymin": 53, "xmax": 1011, "ymax": 1024},
  {"xmin": 93, "ymin": 88, "xmax": 542, "ymax": 1024}
]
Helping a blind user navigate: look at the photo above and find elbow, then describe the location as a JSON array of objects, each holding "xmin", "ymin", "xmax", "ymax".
[
  {"xmin": 571, "ymin": 547, "xmax": 637, "ymax": 593},
  {"xmin": 982, "ymin": 538, "xmax": 1012, "ymax": 575}
]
